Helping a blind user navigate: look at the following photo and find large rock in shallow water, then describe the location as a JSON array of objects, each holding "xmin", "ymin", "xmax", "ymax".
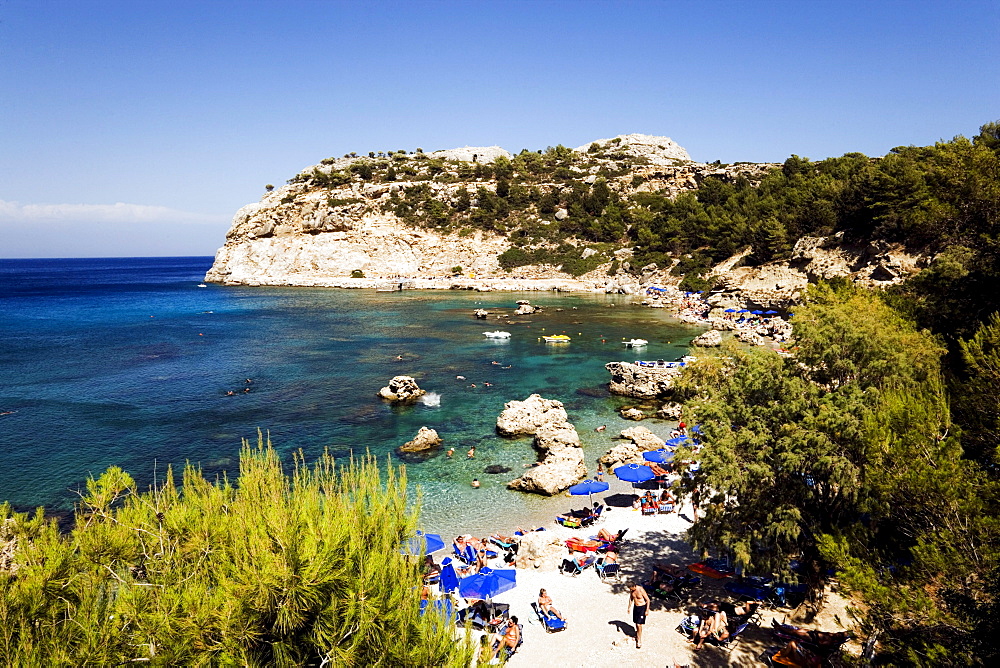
[
  {"xmin": 496, "ymin": 394, "xmax": 568, "ymax": 436},
  {"xmin": 397, "ymin": 426, "xmax": 441, "ymax": 453},
  {"xmin": 605, "ymin": 361, "xmax": 680, "ymax": 398},
  {"xmin": 692, "ymin": 330, "xmax": 722, "ymax": 347},
  {"xmin": 507, "ymin": 422, "xmax": 586, "ymax": 495},
  {"xmin": 378, "ymin": 376, "xmax": 426, "ymax": 403}
]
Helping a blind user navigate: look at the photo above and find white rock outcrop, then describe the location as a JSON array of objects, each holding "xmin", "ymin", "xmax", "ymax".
[
  {"xmin": 377, "ymin": 376, "xmax": 426, "ymax": 403},
  {"xmin": 574, "ymin": 134, "xmax": 691, "ymax": 164},
  {"xmin": 692, "ymin": 330, "xmax": 723, "ymax": 347},
  {"xmin": 599, "ymin": 426, "xmax": 665, "ymax": 471},
  {"xmin": 605, "ymin": 361, "xmax": 681, "ymax": 398},
  {"xmin": 397, "ymin": 426, "xmax": 442, "ymax": 453},
  {"xmin": 507, "ymin": 421, "xmax": 587, "ymax": 495},
  {"xmin": 496, "ymin": 394, "xmax": 568, "ymax": 436}
]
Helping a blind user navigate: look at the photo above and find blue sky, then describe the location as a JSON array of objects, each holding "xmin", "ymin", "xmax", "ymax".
[{"xmin": 1, "ymin": 0, "xmax": 997, "ymax": 258}]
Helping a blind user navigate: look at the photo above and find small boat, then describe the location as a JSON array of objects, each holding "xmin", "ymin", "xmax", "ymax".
[
  {"xmin": 484, "ymin": 331, "xmax": 511, "ymax": 339},
  {"xmin": 542, "ymin": 334, "xmax": 571, "ymax": 343},
  {"xmin": 623, "ymin": 338, "xmax": 648, "ymax": 348},
  {"xmin": 197, "ymin": 283, "xmax": 207, "ymax": 288}
]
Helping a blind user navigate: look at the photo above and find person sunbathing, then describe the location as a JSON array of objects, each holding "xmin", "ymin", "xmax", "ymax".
[
  {"xmin": 772, "ymin": 620, "xmax": 850, "ymax": 647},
  {"xmin": 693, "ymin": 603, "xmax": 729, "ymax": 649},
  {"xmin": 490, "ymin": 617, "xmax": 520, "ymax": 661},
  {"xmin": 537, "ymin": 588, "xmax": 565, "ymax": 620},
  {"xmin": 596, "ymin": 527, "xmax": 620, "ymax": 542}
]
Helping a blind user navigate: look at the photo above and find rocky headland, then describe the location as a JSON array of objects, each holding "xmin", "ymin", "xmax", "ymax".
[{"xmin": 206, "ymin": 135, "xmax": 927, "ymax": 309}]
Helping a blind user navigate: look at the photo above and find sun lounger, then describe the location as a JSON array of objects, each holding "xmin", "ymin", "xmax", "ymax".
[
  {"xmin": 560, "ymin": 554, "xmax": 597, "ymax": 576},
  {"xmin": 564, "ymin": 537, "xmax": 601, "ymax": 553},
  {"xmin": 531, "ymin": 602, "xmax": 567, "ymax": 632},
  {"xmin": 595, "ymin": 556, "xmax": 622, "ymax": 583}
]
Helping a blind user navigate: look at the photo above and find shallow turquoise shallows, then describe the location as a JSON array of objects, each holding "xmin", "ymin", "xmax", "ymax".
[{"xmin": 0, "ymin": 257, "xmax": 703, "ymax": 536}]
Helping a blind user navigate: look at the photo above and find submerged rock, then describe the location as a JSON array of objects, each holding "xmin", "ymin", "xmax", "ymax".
[
  {"xmin": 397, "ymin": 426, "xmax": 441, "ymax": 453},
  {"xmin": 378, "ymin": 375, "xmax": 426, "ymax": 403},
  {"xmin": 484, "ymin": 464, "xmax": 512, "ymax": 474},
  {"xmin": 474, "ymin": 309, "xmax": 489, "ymax": 319},
  {"xmin": 496, "ymin": 394, "xmax": 568, "ymax": 436}
]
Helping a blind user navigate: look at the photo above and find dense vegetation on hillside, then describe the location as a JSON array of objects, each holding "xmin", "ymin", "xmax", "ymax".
[
  {"xmin": 675, "ymin": 283, "xmax": 1000, "ymax": 665},
  {"xmin": 286, "ymin": 124, "xmax": 1000, "ymax": 298},
  {"xmin": 0, "ymin": 438, "xmax": 471, "ymax": 666}
]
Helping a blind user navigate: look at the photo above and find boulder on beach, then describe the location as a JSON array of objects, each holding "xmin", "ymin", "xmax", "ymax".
[
  {"xmin": 397, "ymin": 426, "xmax": 441, "ymax": 453},
  {"xmin": 507, "ymin": 421, "xmax": 586, "ymax": 495},
  {"xmin": 599, "ymin": 426, "xmax": 665, "ymax": 470},
  {"xmin": 514, "ymin": 303, "xmax": 536, "ymax": 315},
  {"xmin": 474, "ymin": 308, "xmax": 489, "ymax": 319},
  {"xmin": 692, "ymin": 329, "xmax": 723, "ymax": 347},
  {"xmin": 515, "ymin": 530, "xmax": 566, "ymax": 570},
  {"xmin": 496, "ymin": 394, "xmax": 568, "ymax": 436},
  {"xmin": 377, "ymin": 375, "xmax": 426, "ymax": 403},
  {"xmin": 605, "ymin": 361, "xmax": 680, "ymax": 398}
]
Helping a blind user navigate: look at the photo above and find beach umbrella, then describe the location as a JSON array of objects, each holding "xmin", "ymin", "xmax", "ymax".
[
  {"xmin": 402, "ymin": 530, "xmax": 445, "ymax": 555},
  {"xmin": 643, "ymin": 449, "xmax": 675, "ymax": 464},
  {"xmin": 569, "ymin": 478, "xmax": 610, "ymax": 506},
  {"xmin": 765, "ymin": 310, "xmax": 779, "ymax": 315},
  {"xmin": 738, "ymin": 309, "xmax": 750, "ymax": 313},
  {"xmin": 724, "ymin": 308, "xmax": 738, "ymax": 313},
  {"xmin": 614, "ymin": 463, "xmax": 655, "ymax": 483},
  {"xmin": 439, "ymin": 557, "xmax": 460, "ymax": 593},
  {"xmin": 665, "ymin": 436, "xmax": 693, "ymax": 447},
  {"xmin": 458, "ymin": 567, "xmax": 517, "ymax": 601},
  {"xmin": 690, "ymin": 424, "xmax": 702, "ymax": 434},
  {"xmin": 751, "ymin": 310, "xmax": 764, "ymax": 315},
  {"xmin": 420, "ymin": 598, "xmax": 455, "ymax": 619}
]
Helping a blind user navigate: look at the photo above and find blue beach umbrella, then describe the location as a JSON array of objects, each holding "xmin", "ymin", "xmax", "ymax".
[
  {"xmin": 751, "ymin": 310, "xmax": 764, "ymax": 315},
  {"xmin": 402, "ymin": 530, "xmax": 445, "ymax": 555},
  {"xmin": 614, "ymin": 463, "xmax": 655, "ymax": 483},
  {"xmin": 665, "ymin": 436, "xmax": 693, "ymax": 447},
  {"xmin": 420, "ymin": 598, "xmax": 455, "ymax": 618},
  {"xmin": 440, "ymin": 557, "xmax": 460, "ymax": 593},
  {"xmin": 724, "ymin": 308, "xmax": 738, "ymax": 313},
  {"xmin": 569, "ymin": 478, "xmax": 610, "ymax": 506},
  {"xmin": 765, "ymin": 310, "xmax": 779, "ymax": 315},
  {"xmin": 738, "ymin": 309, "xmax": 751, "ymax": 313},
  {"xmin": 458, "ymin": 567, "xmax": 517, "ymax": 600},
  {"xmin": 690, "ymin": 424, "xmax": 702, "ymax": 434},
  {"xmin": 643, "ymin": 449, "xmax": 675, "ymax": 464}
]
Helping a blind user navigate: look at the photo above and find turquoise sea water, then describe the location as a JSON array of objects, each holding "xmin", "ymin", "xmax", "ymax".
[{"xmin": 0, "ymin": 257, "xmax": 704, "ymax": 536}]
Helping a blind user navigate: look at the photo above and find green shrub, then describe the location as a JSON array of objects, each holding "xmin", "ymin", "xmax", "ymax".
[
  {"xmin": 351, "ymin": 269, "xmax": 365, "ymax": 278},
  {"xmin": 451, "ymin": 266, "xmax": 462, "ymax": 274},
  {"xmin": 0, "ymin": 437, "xmax": 472, "ymax": 665}
]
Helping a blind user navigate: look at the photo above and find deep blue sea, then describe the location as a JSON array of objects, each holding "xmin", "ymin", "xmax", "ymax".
[{"xmin": 0, "ymin": 257, "xmax": 703, "ymax": 535}]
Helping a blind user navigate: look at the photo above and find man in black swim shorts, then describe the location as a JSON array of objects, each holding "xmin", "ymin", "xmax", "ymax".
[{"xmin": 627, "ymin": 582, "xmax": 650, "ymax": 649}]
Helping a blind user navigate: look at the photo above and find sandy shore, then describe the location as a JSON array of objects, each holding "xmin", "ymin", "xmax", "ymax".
[{"xmin": 438, "ymin": 487, "xmax": 854, "ymax": 667}]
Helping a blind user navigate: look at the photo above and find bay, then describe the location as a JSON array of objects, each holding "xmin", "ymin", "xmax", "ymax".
[{"xmin": 0, "ymin": 257, "xmax": 703, "ymax": 535}]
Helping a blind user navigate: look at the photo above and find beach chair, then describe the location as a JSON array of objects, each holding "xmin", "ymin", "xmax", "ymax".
[
  {"xmin": 531, "ymin": 602, "xmax": 567, "ymax": 633},
  {"xmin": 458, "ymin": 601, "xmax": 510, "ymax": 631},
  {"xmin": 555, "ymin": 515, "xmax": 583, "ymax": 529},
  {"xmin": 718, "ymin": 621, "xmax": 753, "ymax": 652},
  {"xmin": 595, "ymin": 556, "xmax": 621, "ymax": 583},
  {"xmin": 592, "ymin": 528, "xmax": 628, "ymax": 552},
  {"xmin": 641, "ymin": 501, "xmax": 657, "ymax": 516},
  {"xmin": 490, "ymin": 622, "xmax": 523, "ymax": 662},
  {"xmin": 560, "ymin": 554, "xmax": 597, "ymax": 576}
]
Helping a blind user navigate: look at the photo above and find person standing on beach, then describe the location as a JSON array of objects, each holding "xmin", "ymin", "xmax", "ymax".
[{"xmin": 627, "ymin": 582, "xmax": 650, "ymax": 649}]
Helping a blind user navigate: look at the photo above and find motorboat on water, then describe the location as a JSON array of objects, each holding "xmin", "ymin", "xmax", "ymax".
[
  {"xmin": 623, "ymin": 338, "xmax": 648, "ymax": 348},
  {"xmin": 197, "ymin": 283, "xmax": 207, "ymax": 288},
  {"xmin": 484, "ymin": 331, "xmax": 511, "ymax": 339},
  {"xmin": 541, "ymin": 334, "xmax": 571, "ymax": 343}
]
